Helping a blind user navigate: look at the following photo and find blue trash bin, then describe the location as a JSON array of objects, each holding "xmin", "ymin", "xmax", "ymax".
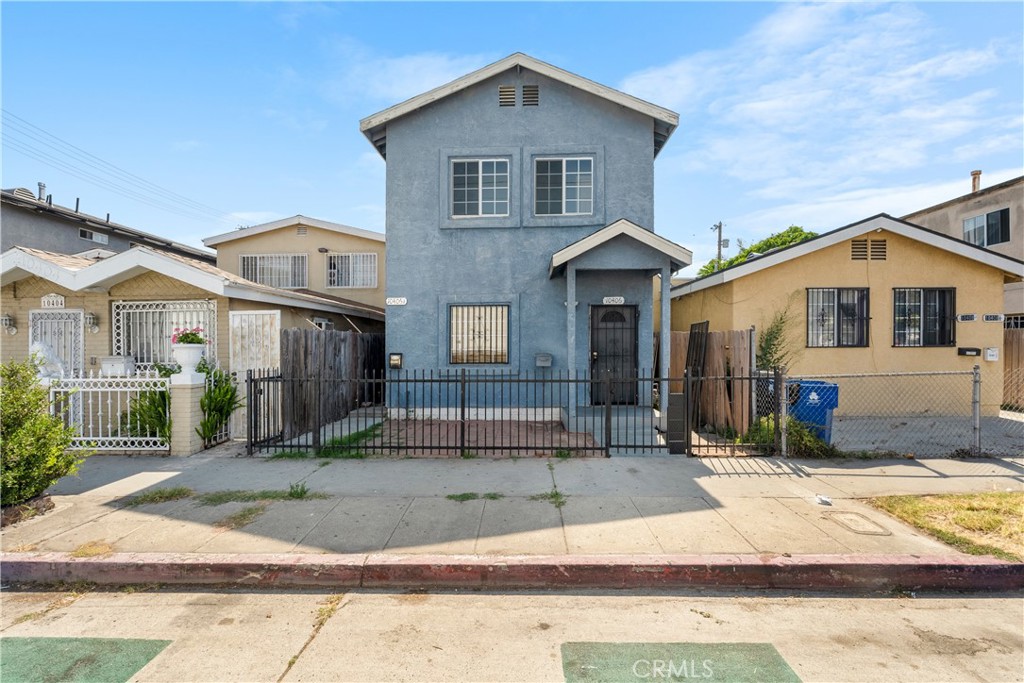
[{"xmin": 787, "ymin": 380, "xmax": 839, "ymax": 444}]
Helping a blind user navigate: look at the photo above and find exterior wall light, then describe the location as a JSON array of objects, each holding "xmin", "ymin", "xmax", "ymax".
[
  {"xmin": 84, "ymin": 312, "xmax": 100, "ymax": 333},
  {"xmin": 388, "ymin": 353, "xmax": 403, "ymax": 369}
]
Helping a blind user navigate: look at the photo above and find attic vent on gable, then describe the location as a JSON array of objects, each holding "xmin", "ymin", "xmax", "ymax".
[
  {"xmin": 870, "ymin": 239, "xmax": 887, "ymax": 260},
  {"xmin": 851, "ymin": 239, "xmax": 868, "ymax": 260},
  {"xmin": 498, "ymin": 85, "xmax": 516, "ymax": 107},
  {"xmin": 522, "ymin": 84, "xmax": 539, "ymax": 106},
  {"xmin": 296, "ymin": 226, "xmax": 307, "ymax": 236}
]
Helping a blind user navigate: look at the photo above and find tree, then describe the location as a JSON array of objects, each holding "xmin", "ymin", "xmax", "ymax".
[{"xmin": 698, "ymin": 225, "xmax": 817, "ymax": 277}]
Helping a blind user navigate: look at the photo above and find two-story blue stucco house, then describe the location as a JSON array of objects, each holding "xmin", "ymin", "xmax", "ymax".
[{"xmin": 360, "ymin": 53, "xmax": 691, "ymax": 417}]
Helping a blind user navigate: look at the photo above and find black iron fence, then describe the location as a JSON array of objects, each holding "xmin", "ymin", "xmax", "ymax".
[{"xmin": 246, "ymin": 366, "xmax": 1009, "ymax": 458}]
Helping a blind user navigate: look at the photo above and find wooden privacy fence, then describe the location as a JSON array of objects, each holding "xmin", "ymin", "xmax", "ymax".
[
  {"xmin": 670, "ymin": 328, "xmax": 756, "ymax": 434},
  {"xmin": 279, "ymin": 330, "xmax": 385, "ymax": 443},
  {"xmin": 1006, "ymin": 329, "xmax": 1024, "ymax": 409}
]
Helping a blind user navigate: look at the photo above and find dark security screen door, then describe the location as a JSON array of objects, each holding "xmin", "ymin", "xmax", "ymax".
[{"xmin": 590, "ymin": 305, "xmax": 637, "ymax": 405}]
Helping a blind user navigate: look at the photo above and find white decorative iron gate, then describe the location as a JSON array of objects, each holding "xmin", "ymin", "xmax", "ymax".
[
  {"xmin": 50, "ymin": 375, "xmax": 171, "ymax": 451},
  {"xmin": 29, "ymin": 309, "xmax": 85, "ymax": 377},
  {"xmin": 112, "ymin": 300, "xmax": 217, "ymax": 371}
]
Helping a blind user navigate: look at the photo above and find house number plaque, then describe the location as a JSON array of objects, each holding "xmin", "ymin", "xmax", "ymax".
[
  {"xmin": 41, "ymin": 293, "xmax": 65, "ymax": 309},
  {"xmin": 602, "ymin": 296, "xmax": 625, "ymax": 305},
  {"xmin": 385, "ymin": 297, "xmax": 407, "ymax": 306}
]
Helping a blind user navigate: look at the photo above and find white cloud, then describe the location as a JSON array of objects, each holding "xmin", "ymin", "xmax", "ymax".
[
  {"xmin": 322, "ymin": 42, "xmax": 495, "ymax": 106},
  {"xmin": 622, "ymin": 4, "xmax": 1019, "ymax": 203}
]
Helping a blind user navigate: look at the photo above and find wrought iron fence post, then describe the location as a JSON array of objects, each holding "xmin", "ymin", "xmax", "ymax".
[
  {"xmin": 779, "ymin": 367, "xmax": 788, "ymax": 457},
  {"xmin": 460, "ymin": 368, "xmax": 467, "ymax": 455},
  {"xmin": 972, "ymin": 364, "xmax": 981, "ymax": 455},
  {"xmin": 246, "ymin": 369, "xmax": 254, "ymax": 456},
  {"xmin": 684, "ymin": 368, "xmax": 692, "ymax": 456},
  {"xmin": 603, "ymin": 375, "xmax": 612, "ymax": 456}
]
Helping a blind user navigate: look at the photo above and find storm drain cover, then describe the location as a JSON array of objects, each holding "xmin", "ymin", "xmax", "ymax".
[
  {"xmin": 562, "ymin": 642, "xmax": 800, "ymax": 682},
  {"xmin": 825, "ymin": 511, "xmax": 891, "ymax": 536},
  {"xmin": 0, "ymin": 637, "xmax": 171, "ymax": 683}
]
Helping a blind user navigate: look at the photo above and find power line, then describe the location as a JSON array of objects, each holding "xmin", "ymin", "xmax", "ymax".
[{"xmin": 2, "ymin": 109, "xmax": 235, "ymax": 224}]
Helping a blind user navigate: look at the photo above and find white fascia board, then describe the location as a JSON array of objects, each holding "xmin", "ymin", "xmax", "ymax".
[
  {"xmin": 1, "ymin": 249, "xmax": 81, "ymax": 288},
  {"xmin": 221, "ymin": 284, "xmax": 385, "ymax": 321},
  {"xmin": 670, "ymin": 215, "xmax": 1024, "ymax": 299},
  {"xmin": 203, "ymin": 215, "xmax": 385, "ymax": 247},
  {"xmin": 550, "ymin": 219, "xmax": 693, "ymax": 277},
  {"xmin": 79, "ymin": 248, "xmax": 229, "ymax": 294},
  {"xmin": 359, "ymin": 53, "xmax": 679, "ymax": 138}
]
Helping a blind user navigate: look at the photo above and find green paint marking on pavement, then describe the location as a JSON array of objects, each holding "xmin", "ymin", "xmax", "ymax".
[
  {"xmin": 0, "ymin": 637, "xmax": 171, "ymax": 683},
  {"xmin": 562, "ymin": 642, "xmax": 801, "ymax": 683}
]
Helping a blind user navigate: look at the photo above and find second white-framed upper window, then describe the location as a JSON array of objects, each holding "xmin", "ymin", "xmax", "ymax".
[
  {"xmin": 327, "ymin": 252, "xmax": 377, "ymax": 288},
  {"xmin": 535, "ymin": 157, "xmax": 593, "ymax": 216},
  {"xmin": 451, "ymin": 159, "xmax": 509, "ymax": 217}
]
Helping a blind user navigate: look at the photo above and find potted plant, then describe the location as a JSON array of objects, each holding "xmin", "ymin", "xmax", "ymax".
[{"xmin": 170, "ymin": 326, "xmax": 207, "ymax": 375}]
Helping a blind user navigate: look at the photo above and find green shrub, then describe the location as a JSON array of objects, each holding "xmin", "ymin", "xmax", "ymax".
[
  {"xmin": 121, "ymin": 389, "xmax": 171, "ymax": 443},
  {"xmin": 1, "ymin": 359, "xmax": 84, "ymax": 506},
  {"xmin": 196, "ymin": 368, "xmax": 243, "ymax": 445},
  {"xmin": 741, "ymin": 414, "xmax": 841, "ymax": 459}
]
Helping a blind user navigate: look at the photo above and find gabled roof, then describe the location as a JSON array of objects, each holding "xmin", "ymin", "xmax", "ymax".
[
  {"xmin": 549, "ymin": 219, "xmax": 693, "ymax": 278},
  {"xmin": 670, "ymin": 214, "xmax": 1024, "ymax": 299},
  {"xmin": 1, "ymin": 188, "xmax": 217, "ymax": 263},
  {"xmin": 1, "ymin": 246, "xmax": 384, "ymax": 321},
  {"xmin": 203, "ymin": 215, "xmax": 384, "ymax": 247},
  {"xmin": 902, "ymin": 175, "xmax": 1024, "ymax": 221},
  {"xmin": 359, "ymin": 53, "xmax": 680, "ymax": 159}
]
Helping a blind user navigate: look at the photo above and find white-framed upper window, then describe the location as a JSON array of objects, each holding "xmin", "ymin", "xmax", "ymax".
[
  {"xmin": 452, "ymin": 159, "xmax": 509, "ymax": 217},
  {"xmin": 239, "ymin": 254, "xmax": 307, "ymax": 289},
  {"xmin": 535, "ymin": 157, "xmax": 593, "ymax": 216},
  {"xmin": 327, "ymin": 252, "xmax": 377, "ymax": 288},
  {"xmin": 79, "ymin": 228, "xmax": 109, "ymax": 245},
  {"xmin": 963, "ymin": 208, "xmax": 1010, "ymax": 247}
]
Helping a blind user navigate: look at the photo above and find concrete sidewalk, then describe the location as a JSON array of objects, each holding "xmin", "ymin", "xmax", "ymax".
[{"xmin": 2, "ymin": 454, "xmax": 1022, "ymax": 590}]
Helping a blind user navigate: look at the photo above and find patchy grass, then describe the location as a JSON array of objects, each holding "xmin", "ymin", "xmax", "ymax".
[
  {"xmin": 317, "ymin": 425, "xmax": 382, "ymax": 458},
  {"xmin": 70, "ymin": 541, "xmax": 114, "ymax": 558},
  {"xmin": 446, "ymin": 492, "xmax": 479, "ymax": 503},
  {"xmin": 460, "ymin": 450, "xmax": 477, "ymax": 459},
  {"xmin": 554, "ymin": 449, "xmax": 574, "ymax": 459},
  {"xmin": 482, "ymin": 492, "xmax": 504, "ymax": 500},
  {"xmin": 315, "ymin": 594, "xmax": 344, "ymax": 628},
  {"xmin": 121, "ymin": 486, "xmax": 193, "ymax": 507},
  {"xmin": 268, "ymin": 450, "xmax": 312, "ymax": 460},
  {"xmin": 216, "ymin": 505, "xmax": 266, "ymax": 529},
  {"xmin": 197, "ymin": 488, "xmax": 328, "ymax": 506},
  {"xmin": 530, "ymin": 490, "xmax": 568, "ymax": 509},
  {"xmin": 870, "ymin": 492, "xmax": 1023, "ymax": 562}
]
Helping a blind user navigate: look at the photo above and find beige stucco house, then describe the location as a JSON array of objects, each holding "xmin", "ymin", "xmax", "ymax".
[
  {"xmin": 202, "ymin": 215, "xmax": 386, "ymax": 315},
  {"xmin": 902, "ymin": 174, "xmax": 1023, "ymax": 323},
  {"xmin": 0, "ymin": 245, "xmax": 384, "ymax": 377},
  {"xmin": 670, "ymin": 214, "xmax": 1024, "ymax": 415}
]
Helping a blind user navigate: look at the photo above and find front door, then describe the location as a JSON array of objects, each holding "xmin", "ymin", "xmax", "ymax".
[
  {"xmin": 590, "ymin": 305, "xmax": 637, "ymax": 405},
  {"xmin": 29, "ymin": 309, "xmax": 85, "ymax": 378},
  {"xmin": 229, "ymin": 311, "xmax": 281, "ymax": 437}
]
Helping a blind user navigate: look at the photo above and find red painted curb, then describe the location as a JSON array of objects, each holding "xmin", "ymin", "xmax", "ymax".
[{"xmin": 1, "ymin": 552, "xmax": 1020, "ymax": 591}]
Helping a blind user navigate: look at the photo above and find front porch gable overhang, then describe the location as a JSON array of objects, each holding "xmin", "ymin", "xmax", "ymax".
[{"xmin": 549, "ymin": 219, "xmax": 692, "ymax": 278}]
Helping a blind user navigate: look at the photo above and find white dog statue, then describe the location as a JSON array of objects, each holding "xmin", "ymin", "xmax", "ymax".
[{"xmin": 29, "ymin": 340, "xmax": 67, "ymax": 379}]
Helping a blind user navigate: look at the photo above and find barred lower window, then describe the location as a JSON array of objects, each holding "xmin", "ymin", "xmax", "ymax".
[
  {"xmin": 449, "ymin": 304, "xmax": 509, "ymax": 364},
  {"xmin": 239, "ymin": 254, "xmax": 307, "ymax": 289},
  {"xmin": 112, "ymin": 300, "xmax": 217, "ymax": 371},
  {"xmin": 327, "ymin": 253, "xmax": 377, "ymax": 288},
  {"xmin": 963, "ymin": 208, "xmax": 1010, "ymax": 248},
  {"xmin": 807, "ymin": 288, "xmax": 869, "ymax": 347},
  {"xmin": 452, "ymin": 159, "xmax": 509, "ymax": 217},
  {"xmin": 535, "ymin": 157, "xmax": 593, "ymax": 215},
  {"xmin": 893, "ymin": 288, "xmax": 955, "ymax": 347}
]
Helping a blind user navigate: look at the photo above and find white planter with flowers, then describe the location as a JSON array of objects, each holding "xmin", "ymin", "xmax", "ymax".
[{"xmin": 170, "ymin": 327, "xmax": 207, "ymax": 385}]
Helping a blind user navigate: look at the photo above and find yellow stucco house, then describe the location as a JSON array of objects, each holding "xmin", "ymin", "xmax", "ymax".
[
  {"xmin": 670, "ymin": 214, "xmax": 1024, "ymax": 415},
  {"xmin": 202, "ymin": 215, "xmax": 386, "ymax": 317},
  {"xmin": 0, "ymin": 245, "xmax": 384, "ymax": 378}
]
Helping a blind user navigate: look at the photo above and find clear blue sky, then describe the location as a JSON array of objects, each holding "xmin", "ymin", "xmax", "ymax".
[{"xmin": 3, "ymin": 2, "xmax": 1021, "ymax": 271}]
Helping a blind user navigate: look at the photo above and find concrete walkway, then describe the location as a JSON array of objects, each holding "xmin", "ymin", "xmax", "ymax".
[{"xmin": 2, "ymin": 454, "xmax": 1022, "ymax": 589}]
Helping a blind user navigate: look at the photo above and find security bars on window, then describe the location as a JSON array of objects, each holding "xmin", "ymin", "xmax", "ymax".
[
  {"xmin": 327, "ymin": 253, "xmax": 377, "ymax": 288},
  {"xmin": 112, "ymin": 300, "xmax": 216, "ymax": 371},
  {"xmin": 449, "ymin": 304, "xmax": 509, "ymax": 364},
  {"xmin": 807, "ymin": 288, "xmax": 869, "ymax": 347},
  {"xmin": 893, "ymin": 288, "xmax": 955, "ymax": 347},
  {"xmin": 535, "ymin": 158, "xmax": 593, "ymax": 215},
  {"xmin": 239, "ymin": 254, "xmax": 308, "ymax": 288},
  {"xmin": 452, "ymin": 159, "xmax": 509, "ymax": 217}
]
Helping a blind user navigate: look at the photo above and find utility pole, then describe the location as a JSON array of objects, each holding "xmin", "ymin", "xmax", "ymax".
[{"xmin": 711, "ymin": 221, "xmax": 726, "ymax": 271}]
